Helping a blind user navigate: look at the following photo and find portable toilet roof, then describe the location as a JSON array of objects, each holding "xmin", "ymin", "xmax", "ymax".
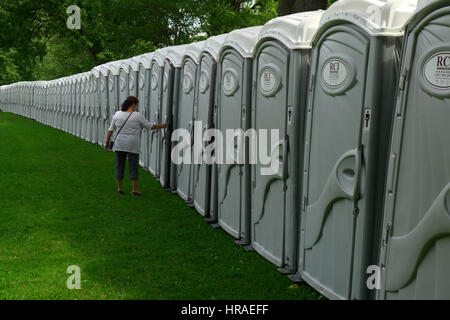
[
  {"xmin": 92, "ymin": 63, "xmax": 111, "ymax": 77},
  {"xmin": 73, "ymin": 73, "xmax": 84, "ymax": 83},
  {"xmin": 67, "ymin": 75, "xmax": 76, "ymax": 84},
  {"xmin": 319, "ymin": 0, "xmax": 419, "ymax": 37},
  {"xmin": 258, "ymin": 11, "xmax": 324, "ymax": 49},
  {"xmin": 403, "ymin": 0, "xmax": 441, "ymax": 28},
  {"xmin": 166, "ymin": 44, "xmax": 190, "ymax": 67},
  {"xmin": 202, "ymin": 34, "xmax": 228, "ymax": 60},
  {"xmin": 136, "ymin": 52, "xmax": 155, "ymax": 69},
  {"xmin": 153, "ymin": 47, "xmax": 170, "ymax": 67},
  {"xmin": 183, "ymin": 40, "xmax": 207, "ymax": 64},
  {"xmin": 220, "ymin": 26, "xmax": 263, "ymax": 58},
  {"xmin": 107, "ymin": 60, "xmax": 125, "ymax": 76},
  {"xmin": 120, "ymin": 57, "xmax": 140, "ymax": 72}
]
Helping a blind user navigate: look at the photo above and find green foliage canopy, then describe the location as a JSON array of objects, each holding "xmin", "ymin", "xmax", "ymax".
[{"xmin": 0, "ymin": 0, "xmax": 335, "ymax": 84}]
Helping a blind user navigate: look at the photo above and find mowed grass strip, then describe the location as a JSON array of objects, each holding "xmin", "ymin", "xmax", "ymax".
[{"xmin": 0, "ymin": 111, "xmax": 320, "ymax": 300}]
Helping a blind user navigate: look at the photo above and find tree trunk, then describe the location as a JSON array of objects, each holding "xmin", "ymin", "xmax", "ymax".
[{"xmin": 278, "ymin": 0, "xmax": 328, "ymax": 16}]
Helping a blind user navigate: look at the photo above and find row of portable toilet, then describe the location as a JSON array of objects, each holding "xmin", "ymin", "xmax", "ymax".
[{"xmin": 1, "ymin": 0, "xmax": 449, "ymax": 300}]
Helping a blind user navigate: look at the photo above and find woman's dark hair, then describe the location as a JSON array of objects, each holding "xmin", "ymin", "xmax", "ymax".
[{"xmin": 121, "ymin": 96, "xmax": 139, "ymax": 111}]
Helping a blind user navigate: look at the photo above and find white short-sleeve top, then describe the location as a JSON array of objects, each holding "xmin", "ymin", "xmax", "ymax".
[{"xmin": 108, "ymin": 111, "xmax": 154, "ymax": 154}]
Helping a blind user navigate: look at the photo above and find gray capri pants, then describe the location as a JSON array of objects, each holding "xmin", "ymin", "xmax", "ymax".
[{"xmin": 115, "ymin": 151, "xmax": 139, "ymax": 180}]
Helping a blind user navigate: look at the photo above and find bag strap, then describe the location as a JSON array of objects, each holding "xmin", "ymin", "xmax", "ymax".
[{"xmin": 116, "ymin": 111, "xmax": 134, "ymax": 138}]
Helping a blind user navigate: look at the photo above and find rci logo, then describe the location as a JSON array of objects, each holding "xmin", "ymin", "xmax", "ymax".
[
  {"xmin": 437, "ymin": 55, "xmax": 450, "ymax": 68},
  {"xmin": 329, "ymin": 61, "xmax": 340, "ymax": 72}
]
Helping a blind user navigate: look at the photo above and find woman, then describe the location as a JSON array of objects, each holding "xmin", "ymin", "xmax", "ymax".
[{"xmin": 105, "ymin": 96, "xmax": 166, "ymax": 196}]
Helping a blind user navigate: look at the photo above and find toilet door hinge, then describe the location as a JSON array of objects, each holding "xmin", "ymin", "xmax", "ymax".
[
  {"xmin": 399, "ymin": 68, "xmax": 409, "ymax": 91},
  {"xmin": 384, "ymin": 223, "xmax": 391, "ymax": 245},
  {"xmin": 309, "ymin": 75, "xmax": 315, "ymax": 92},
  {"xmin": 302, "ymin": 195, "xmax": 307, "ymax": 212}
]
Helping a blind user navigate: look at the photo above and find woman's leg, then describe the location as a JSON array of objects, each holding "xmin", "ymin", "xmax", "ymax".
[
  {"xmin": 128, "ymin": 153, "xmax": 140, "ymax": 194},
  {"xmin": 115, "ymin": 151, "xmax": 126, "ymax": 192}
]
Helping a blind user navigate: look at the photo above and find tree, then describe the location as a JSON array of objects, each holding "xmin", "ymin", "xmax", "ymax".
[
  {"xmin": 0, "ymin": 0, "xmax": 279, "ymax": 84},
  {"xmin": 277, "ymin": 0, "xmax": 327, "ymax": 16},
  {"xmin": 277, "ymin": 0, "xmax": 338, "ymax": 16}
]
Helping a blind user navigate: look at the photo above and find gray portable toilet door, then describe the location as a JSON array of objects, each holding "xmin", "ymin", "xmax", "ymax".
[
  {"xmin": 176, "ymin": 58, "xmax": 197, "ymax": 202},
  {"xmin": 138, "ymin": 65, "xmax": 149, "ymax": 168},
  {"xmin": 148, "ymin": 62, "xmax": 163, "ymax": 177},
  {"xmin": 87, "ymin": 80, "xmax": 93, "ymax": 142},
  {"xmin": 252, "ymin": 41, "xmax": 290, "ymax": 267},
  {"xmin": 99, "ymin": 76, "xmax": 108, "ymax": 145},
  {"xmin": 301, "ymin": 26, "xmax": 370, "ymax": 300},
  {"xmin": 217, "ymin": 49, "xmax": 245, "ymax": 239},
  {"xmin": 193, "ymin": 53, "xmax": 217, "ymax": 217},
  {"xmin": 80, "ymin": 81, "xmax": 87, "ymax": 139},
  {"xmin": 107, "ymin": 74, "xmax": 119, "ymax": 129},
  {"xmin": 119, "ymin": 68, "xmax": 129, "ymax": 107},
  {"xmin": 78, "ymin": 81, "xmax": 84, "ymax": 137},
  {"xmin": 92, "ymin": 78, "xmax": 100, "ymax": 144},
  {"xmin": 75, "ymin": 82, "xmax": 81, "ymax": 137},
  {"xmin": 379, "ymin": 6, "xmax": 450, "ymax": 300},
  {"xmin": 170, "ymin": 67, "xmax": 182, "ymax": 191},
  {"xmin": 160, "ymin": 61, "xmax": 175, "ymax": 188}
]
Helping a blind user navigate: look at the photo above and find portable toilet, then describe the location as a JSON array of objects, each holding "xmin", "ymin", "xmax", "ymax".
[
  {"xmin": 134, "ymin": 52, "xmax": 154, "ymax": 169},
  {"xmin": 159, "ymin": 44, "xmax": 189, "ymax": 189},
  {"xmin": 215, "ymin": 26, "xmax": 263, "ymax": 244},
  {"xmin": 192, "ymin": 34, "xmax": 228, "ymax": 219},
  {"xmin": 117, "ymin": 57, "xmax": 140, "ymax": 125},
  {"xmin": 37, "ymin": 82, "xmax": 43, "ymax": 124},
  {"xmin": 128, "ymin": 58, "xmax": 141, "ymax": 98},
  {"xmin": 81, "ymin": 73, "xmax": 89, "ymax": 139},
  {"xmin": 46, "ymin": 82, "xmax": 51, "ymax": 123},
  {"xmin": 50, "ymin": 81, "xmax": 56, "ymax": 127},
  {"xmin": 67, "ymin": 76, "xmax": 74, "ymax": 135},
  {"xmin": 63, "ymin": 77, "xmax": 70, "ymax": 132},
  {"xmin": 80, "ymin": 73, "xmax": 90, "ymax": 140},
  {"xmin": 88, "ymin": 74, "xmax": 96, "ymax": 143},
  {"xmin": 251, "ymin": 11, "xmax": 323, "ymax": 272},
  {"xmin": 58, "ymin": 79, "xmax": 64, "ymax": 130},
  {"xmin": 176, "ymin": 41, "xmax": 206, "ymax": 204},
  {"xmin": 106, "ymin": 61, "xmax": 124, "ymax": 131},
  {"xmin": 85, "ymin": 75, "xmax": 92, "ymax": 142},
  {"xmin": 296, "ymin": 0, "xmax": 418, "ymax": 300},
  {"xmin": 56, "ymin": 80, "xmax": 62, "ymax": 129},
  {"xmin": 147, "ymin": 49, "xmax": 172, "ymax": 178},
  {"xmin": 85, "ymin": 73, "xmax": 94, "ymax": 141},
  {"xmin": 119, "ymin": 60, "xmax": 131, "ymax": 107},
  {"xmin": 60, "ymin": 79, "xmax": 67, "ymax": 130},
  {"xmin": 60, "ymin": 78, "xmax": 66, "ymax": 132},
  {"xmin": 92, "ymin": 65, "xmax": 109, "ymax": 146},
  {"xmin": 90, "ymin": 72, "xmax": 99, "ymax": 144},
  {"xmin": 60, "ymin": 78, "xmax": 66, "ymax": 131},
  {"xmin": 74, "ymin": 74, "xmax": 83, "ymax": 138},
  {"xmin": 23, "ymin": 83, "xmax": 28, "ymax": 118},
  {"xmin": 71, "ymin": 74, "xmax": 79, "ymax": 137},
  {"xmin": 377, "ymin": 0, "xmax": 450, "ymax": 300}
]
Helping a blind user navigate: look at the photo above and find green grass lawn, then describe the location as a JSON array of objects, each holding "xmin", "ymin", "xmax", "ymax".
[{"xmin": 0, "ymin": 110, "xmax": 320, "ymax": 300}]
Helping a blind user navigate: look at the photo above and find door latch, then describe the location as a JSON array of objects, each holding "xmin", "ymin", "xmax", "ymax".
[
  {"xmin": 364, "ymin": 109, "xmax": 371, "ymax": 129},
  {"xmin": 287, "ymin": 107, "xmax": 293, "ymax": 124}
]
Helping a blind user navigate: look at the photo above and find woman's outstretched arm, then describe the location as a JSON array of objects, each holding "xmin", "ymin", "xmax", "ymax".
[{"xmin": 139, "ymin": 113, "xmax": 167, "ymax": 130}]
